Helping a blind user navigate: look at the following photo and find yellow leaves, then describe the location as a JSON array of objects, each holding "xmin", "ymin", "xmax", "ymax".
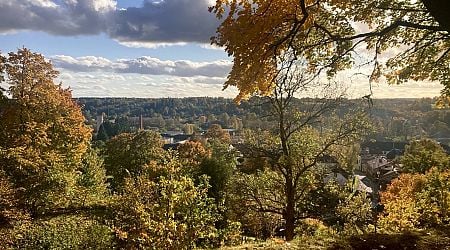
[
  {"xmin": 379, "ymin": 173, "xmax": 425, "ymax": 230},
  {"xmin": 211, "ymin": 0, "xmax": 319, "ymax": 102},
  {"xmin": 381, "ymin": 173, "xmax": 425, "ymax": 203},
  {"xmin": 205, "ymin": 124, "xmax": 232, "ymax": 143},
  {"xmin": 212, "ymin": 0, "xmax": 450, "ymax": 103},
  {"xmin": 380, "ymin": 168, "xmax": 450, "ymax": 231},
  {"xmin": 178, "ymin": 141, "xmax": 211, "ymax": 166},
  {"xmin": 0, "ymin": 48, "xmax": 93, "ymax": 214},
  {"xmin": 1, "ymin": 49, "xmax": 91, "ymax": 163}
]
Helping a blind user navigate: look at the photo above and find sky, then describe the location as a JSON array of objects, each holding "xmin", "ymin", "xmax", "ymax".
[{"xmin": 0, "ymin": 0, "xmax": 443, "ymax": 99}]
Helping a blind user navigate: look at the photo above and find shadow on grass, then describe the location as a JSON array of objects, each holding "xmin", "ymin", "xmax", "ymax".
[{"xmin": 329, "ymin": 230, "xmax": 450, "ymax": 250}]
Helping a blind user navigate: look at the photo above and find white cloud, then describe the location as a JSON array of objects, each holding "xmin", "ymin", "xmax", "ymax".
[
  {"xmin": 117, "ymin": 41, "xmax": 188, "ymax": 49},
  {"xmin": 51, "ymin": 55, "xmax": 232, "ymax": 77},
  {"xmin": 52, "ymin": 66, "xmax": 443, "ymax": 99},
  {"xmin": 57, "ymin": 71, "xmax": 238, "ymax": 98},
  {"xmin": 199, "ymin": 44, "xmax": 225, "ymax": 51},
  {"xmin": 29, "ymin": 0, "xmax": 58, "ymax": 8},
  {"xmin": 92, "ymin": 0, "xmax": 117, "ymax": 12}
]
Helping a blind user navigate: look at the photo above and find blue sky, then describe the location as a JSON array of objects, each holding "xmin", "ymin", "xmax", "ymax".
[{"xmin": 0, "ymin": 0, "xmax": 442, "ymax": 98}]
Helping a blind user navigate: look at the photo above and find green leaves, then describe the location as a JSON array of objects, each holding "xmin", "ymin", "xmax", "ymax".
[
  {"xmin": 103, "ymin": 130, "xmax": 165, "ymax": 191},
  {"xmin": 18, "ymin": 215, "xmax": 115, "ymax": 249},
  {"xmin": 112, "ymin": 154, "xmax": 218, "ymax": 249},
  {"xmin": 401, "ymin": 138, "xmax": 449, "ymax": 173}
]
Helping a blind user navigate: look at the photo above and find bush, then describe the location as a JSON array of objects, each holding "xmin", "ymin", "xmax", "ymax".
[{"xmin": 17, "ymin": 215, "xmax": 115, "ymax": 249}]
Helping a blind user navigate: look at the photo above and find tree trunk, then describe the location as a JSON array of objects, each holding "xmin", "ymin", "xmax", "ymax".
[
  {"xmin": 421, "ymin": 0, "xmax": 450, "ymax": 33},
  {"xmin": 285, "ymin": 175, "xmax": 295, "ymax": 241}
]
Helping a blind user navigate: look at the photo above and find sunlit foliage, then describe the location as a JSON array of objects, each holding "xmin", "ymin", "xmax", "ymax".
[
  {"xmin": 0, "ymin": 48, "xmax": 92, "ymax": 214},
  {"xmin": 211, "ymin": 0, "xmax": 450, "ymax": 101},
  {"xmin": 112, "ymin": 153, "xmax": 218, "ymax": 249},
  {"xmin": 379, "ymin": 168, "xmax": 450, "ymax": 231},
  {"xmin": 401, "ymin": 138, "xmax": 449, "ymax": 173}
]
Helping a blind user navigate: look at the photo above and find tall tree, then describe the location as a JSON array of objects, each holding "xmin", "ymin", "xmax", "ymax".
[
  {"xmin": 228, "ymin": 60, "xmax": 370, "ymax": 240},
  {"xmin": 0, "ymin": 48, "xmax": 92, "ymax": 214}
]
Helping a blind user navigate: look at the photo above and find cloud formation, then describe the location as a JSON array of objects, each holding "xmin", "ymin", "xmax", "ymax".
[
  {"xmin": 0, "ymin": 0, "xmax": 220, "ymax": 44},
  {"xmin": 51, "ymin": 55, "xmax": 232, "ymax": 77},
  {"xmin": 110, "ymin": 0, "xmax": 219, "ymax": 44},
  {"xmin": 52, "ymin": 58, "xmax": 442, "ymax": 99},
  {"xmin": 0, "ymin": 0, "xmax": 114, "ymax": 35},
  {"xmin": 55, "ymin": 69, "xmax": 442, "ymax": 99},
  {"xmin": 57, "ymin": 72, "xmax": 235, "ymax": 98}
]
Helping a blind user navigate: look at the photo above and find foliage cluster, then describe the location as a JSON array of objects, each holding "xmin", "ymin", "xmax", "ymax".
[
  {"xmin": 379, "ymin": 167, "xmax": 450, "ymax": 231},
  {"xmin": 0, "ymin": 49, "xmax": 242, "ymax": 249}
]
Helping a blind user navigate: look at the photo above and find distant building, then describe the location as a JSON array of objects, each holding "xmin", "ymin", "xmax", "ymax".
[
  {"xmin": 139, "ymin": 115, "xmax": 144, "ymax": 131},
  {"xmin": 161, "ymin": 131, "xmax": 190, "ymax": 145},
  {"xmin": 95, "ymin": 113, "xmax": 104, "ymax": 132},
  {"xmin": 361, "ymin": 141, "xmax": 408, "ymax": 155}
]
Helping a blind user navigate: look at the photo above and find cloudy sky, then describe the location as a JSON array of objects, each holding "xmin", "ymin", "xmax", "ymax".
[{"xmin": 0, "ymin": 0, "xmax": 442, "ymax": 99}]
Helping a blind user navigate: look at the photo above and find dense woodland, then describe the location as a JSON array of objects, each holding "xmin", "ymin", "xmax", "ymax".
[{"xmin": 2, "ymin": 0, "xmax": 450, "ymax": 248}]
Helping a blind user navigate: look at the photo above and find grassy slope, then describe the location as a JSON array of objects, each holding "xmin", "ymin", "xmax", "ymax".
[{"xmin": 219, "ymin": 230, "xmax": 450, "ymax": 250}]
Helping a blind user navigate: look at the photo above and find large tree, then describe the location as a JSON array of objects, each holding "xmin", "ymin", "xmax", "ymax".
[
  {"xmin": 211, "ymin": 0, "xmax": 450, "ymax": 102},
  {"xmin": 228, "ymin": 59, "xmax": 370, "ymax": 240},
  {"xmin": 0, "ymin": 48, "xmax": 92, "ymax": 214}
]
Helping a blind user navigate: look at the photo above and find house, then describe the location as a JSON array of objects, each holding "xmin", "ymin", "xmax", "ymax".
[
  {"xmin": 359, "ymin": 155, "xmax": 388, "ymax": 175},
  {"xmin": 361, "ymin": 141, "xmax": 408, "ymax": 155},
  {"xmin": 161, "ymin": 131, "xmax": 186, "ymax": 144}
]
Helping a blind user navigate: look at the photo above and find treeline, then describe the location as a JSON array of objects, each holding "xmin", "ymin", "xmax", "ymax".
[{"xmin": 78, "ymin": 97, "xmax": 450, "ymax": 144}]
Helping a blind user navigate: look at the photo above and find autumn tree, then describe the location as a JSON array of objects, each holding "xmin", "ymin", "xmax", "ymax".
[
  {"xmin": 0, "ymin": 170, "xmax": 30, "ymax": 248},
  {"xmin": 211, "ymin": 0, "xmax": 450, "ymax": 102},
  {"xmin": 183, "ymin": 123, "xmax": 196, "ymax": 135},
  {"xmin": 178, "ymin": 140, "xmax": 211, "ymax": 167},
  {"xmin": 379, "ymin": 168, "xmax": 450, "ymax": 230},
  {"xmin": 401, "ymin": 138, "xmax": 449, "ymax": 173},
  {"xmin": 226, "ymin": 61, "xmax": 370, "ymax": 241},
  {"xmin": 0, "ymin": 49, "xmax": 115, "ymax": 249},
  {"xmin": 232, "ymin": 122, "xmax": 368, "ymax": 240},
  {"xmin": 0, "ymin": 48, "xmax": 92, "ymax": 214},
  {"xmin": 205, "ymin": 124, "xmax": 232, "ymax": 144}
]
